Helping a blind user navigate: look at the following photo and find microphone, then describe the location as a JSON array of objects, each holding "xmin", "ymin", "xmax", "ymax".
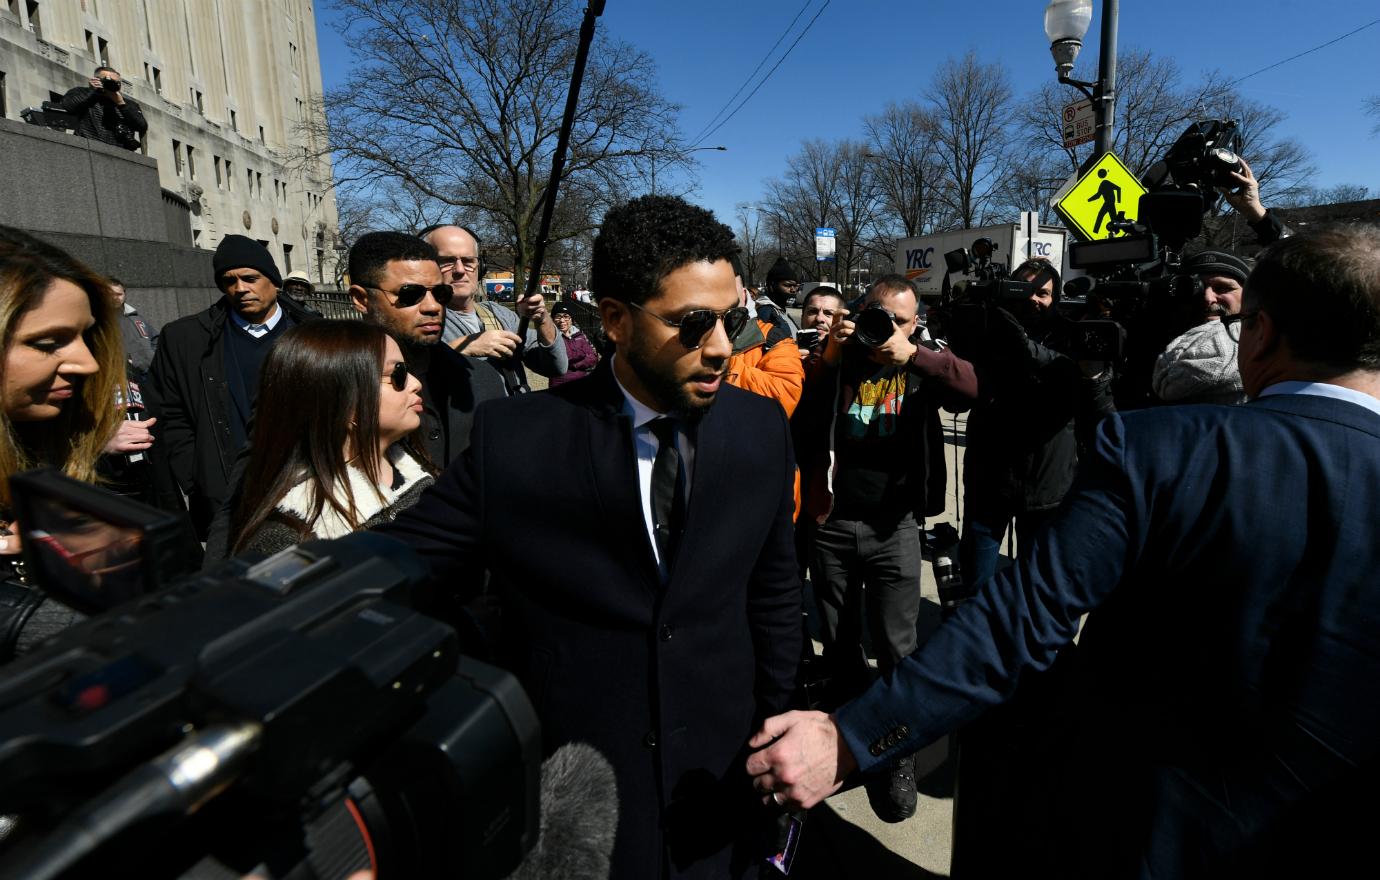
[{"xmin": 505, "ymin": 742, "xmax": 619, "ymax": 880}]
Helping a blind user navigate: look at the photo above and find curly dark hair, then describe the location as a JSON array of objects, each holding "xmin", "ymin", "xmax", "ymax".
[
  {"xmin": 348, "ymin": 231, "xmax": 438, "ymax": 290},
  {"xmin": 590, "ymin": 195, "xmax": 739, "ymax": 305}
]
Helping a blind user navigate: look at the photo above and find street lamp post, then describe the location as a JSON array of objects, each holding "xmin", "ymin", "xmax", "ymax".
[
  {"xmin": 650, "ymin": 145, "xmax": 727, "ymax": 195},
  {"xmin": 1044, "ymin": 0, "xmax": 1118, "ymax": 159}
]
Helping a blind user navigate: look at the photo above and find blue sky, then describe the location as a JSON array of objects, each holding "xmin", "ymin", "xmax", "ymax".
[{"xmin": 316, "ymin": 1, "xmax": 1379, "ymax": 227}]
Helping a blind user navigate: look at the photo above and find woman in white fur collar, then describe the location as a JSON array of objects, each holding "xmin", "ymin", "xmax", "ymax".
[{"xmin": 230, "ymin": 322, "xmax": 436, "ymax": 555}]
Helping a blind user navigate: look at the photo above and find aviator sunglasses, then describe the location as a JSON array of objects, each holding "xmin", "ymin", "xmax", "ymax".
[
  {"xmin": 363, "ymin": 283, "xmax": 454, "ymax": 308},
  {"xmin": 629, "ymin": 302, "xmax": 750, "ymax": 350}
]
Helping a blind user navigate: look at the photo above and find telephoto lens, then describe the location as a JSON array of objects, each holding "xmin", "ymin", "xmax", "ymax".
[{"xmin": 852, "ymin": 306, "xmax": 896, "ymax": 348}]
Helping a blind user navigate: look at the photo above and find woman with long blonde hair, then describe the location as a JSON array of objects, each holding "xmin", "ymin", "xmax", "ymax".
[{"xmin": 0, "ymin": 225, "xmax": 128, "ymax": 659}]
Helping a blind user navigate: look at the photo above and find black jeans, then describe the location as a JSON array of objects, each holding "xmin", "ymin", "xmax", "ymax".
[{"xmin": 809, "ymin": 513, "xmax": 922, "ymax": 681}]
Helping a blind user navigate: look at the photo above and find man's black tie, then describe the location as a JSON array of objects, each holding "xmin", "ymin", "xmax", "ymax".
[{"xmin": 648, "ymin": 417, "xmax": 685, "ymax": 573}]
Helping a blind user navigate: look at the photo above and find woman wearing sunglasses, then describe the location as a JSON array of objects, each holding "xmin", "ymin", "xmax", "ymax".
[{"xmin": 231, "ymin": 321, "xmax": 435, "ymax": 554}]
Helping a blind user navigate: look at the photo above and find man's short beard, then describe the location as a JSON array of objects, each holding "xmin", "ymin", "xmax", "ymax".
[
  {"xmin": 623, "ymin": 334, "xmax": 717, "ymax": 423},
  {"xmin": 364, "ymin": 311, "xmax": 436, "ymax": 364}
]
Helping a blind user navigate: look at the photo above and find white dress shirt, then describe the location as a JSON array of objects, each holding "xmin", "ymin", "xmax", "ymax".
[
  {"xmin": 612, "ymin": 358, "xmax": 695, "ymax": 580},
  {"xmin": 1259, "ymin": 380, "xmax": 1380, "ymax": 418},
  {"xmin": 229, "ymin": 302, "xmax": 284, "ymax": 338}
]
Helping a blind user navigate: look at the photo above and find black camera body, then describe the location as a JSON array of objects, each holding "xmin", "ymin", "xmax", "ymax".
[
  {"xmin": 1055, "ymin": 121, "xmax": 1250, "ymax": 406},
  {"xmin": 852, "ymin": 305, "xmax": 899, "ymax": 348},
  {"xmin": 99, "ymin": 77, "xmax": 122, "ymax": 93},
  {"xmin": 0, "ymin": 472, "xmax": 540, "ymax": 879}
]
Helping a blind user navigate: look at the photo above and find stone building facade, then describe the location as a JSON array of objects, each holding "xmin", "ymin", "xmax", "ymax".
[{"xmin": 0, "ymin": 0, "xmax": 340, "ymax": 284}]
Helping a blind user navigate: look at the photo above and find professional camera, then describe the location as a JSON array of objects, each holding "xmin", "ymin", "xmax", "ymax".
[
  {"xmin": 1054, "ymin": 119, "xmax": 1251, "ymax": 404},
  {"xmin": 852, "ymin": 305, "xmax": 901, "ymax": 348},
  {"xmin": 0, "ymin": 469, "xmax": 542, "ymax": 879},
  {"xmin": 942, "ymin": 238, "xmax": 1035, "ymax": 305},
  {"xmin": 99, "ymin": 77, "xmax": 122, "ymax": 93},
  {"xmin": 1145, "ymin": 118, "xmax": 1244, "ymax": 203}
]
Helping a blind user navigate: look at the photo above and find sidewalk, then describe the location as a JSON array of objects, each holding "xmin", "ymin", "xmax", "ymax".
[{"xmin": 795, "ymin": 411, "xmax": 969, "ymax": 879}]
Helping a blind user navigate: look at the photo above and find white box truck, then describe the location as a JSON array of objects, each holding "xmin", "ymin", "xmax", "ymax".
[{"xmin": 895, "ymin": 212, "xmax": 1069, "ymax": 299}]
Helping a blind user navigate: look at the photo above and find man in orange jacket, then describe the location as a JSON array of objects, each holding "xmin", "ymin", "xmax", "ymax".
[{"xmin": 725, "ymin": 256, "xmax": 804, "ymax": 518}]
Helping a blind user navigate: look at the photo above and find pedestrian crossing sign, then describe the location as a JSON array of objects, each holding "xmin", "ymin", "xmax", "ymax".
[{"xmin": 1052, "ymin": 152, "xmax": 1148, "ymax": 242}]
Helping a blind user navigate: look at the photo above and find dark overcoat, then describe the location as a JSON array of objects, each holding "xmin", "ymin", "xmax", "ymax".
[
  {"xmin": 146, "ymin": 295, "xmax": 317, "ymax": 536},
  {"xmin": 381, "ymin": 364, "xmax": 802, "ymax": 879}
]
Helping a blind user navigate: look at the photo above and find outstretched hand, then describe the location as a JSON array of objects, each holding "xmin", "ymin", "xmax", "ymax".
[{"xmin": 744, "ymin": 710, "xmax": 857, "ymax": 810}]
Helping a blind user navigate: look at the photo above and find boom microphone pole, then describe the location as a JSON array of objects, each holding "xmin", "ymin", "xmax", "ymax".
[{"xmin": 513, "ymin": 1, "xmax": 606, "ymax": 378}]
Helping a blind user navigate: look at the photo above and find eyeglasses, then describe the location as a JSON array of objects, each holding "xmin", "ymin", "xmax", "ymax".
[
  {"xmin": 383, "ymin": 361, "xmax": 411, "ymax": 392},
  {"xmin": 438, "ymin": 256, "xmax": 480, "ymax": 271},
  {"xmin": 1219, "ymin": 310, "xmax": 1259, "ymax": 329},
  {"xmin": 629, "ymin": 302, "xmax": 750, "ymax": 349},
  {"xmin": 363, "ymin": 283, "xmax": 453, "ymax": 308}
]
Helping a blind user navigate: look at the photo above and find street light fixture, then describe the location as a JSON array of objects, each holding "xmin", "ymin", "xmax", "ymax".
[
  {"xmin": 650, "ymin": 145, "xmax": 727, "ymax": 195},
  {"xmin": 1043, "ymin": 0, "xmax": 1117, "ymax": 158}
]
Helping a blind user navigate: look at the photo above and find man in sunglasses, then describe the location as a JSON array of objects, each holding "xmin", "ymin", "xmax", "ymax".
[
  {"xmin": 346, "ymin": 231, "xmax": 506, "ymax": 470},
  {"xmin": 382, "ymin": 195, "xmax": 802, "ymax": 879},
  {"xmin": 790, "ymin": 273, "xmax": 977, "ymax": 823},
  {"xmin": 149, "ymin": 235, "xmax": 319, "ymax": 539}
]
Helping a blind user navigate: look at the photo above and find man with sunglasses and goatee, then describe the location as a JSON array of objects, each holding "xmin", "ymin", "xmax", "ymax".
[
  {"xmin": 149, "ymin": 235, "xmax": 319, "ymax": 540},
  {"xmin": 381, "ymin": 196, "xmax": 802, "ymax": 879},
  {"xmin": 346, "ymin": 231, "xmax": 506, "ymax": 469}
]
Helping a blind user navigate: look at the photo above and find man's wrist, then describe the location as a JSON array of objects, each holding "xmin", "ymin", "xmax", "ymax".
[{"xmin": 829, "ymin": 714, "xmax": 859, "ymax": 779}]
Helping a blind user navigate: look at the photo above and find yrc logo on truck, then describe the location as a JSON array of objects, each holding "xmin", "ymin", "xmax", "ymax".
[
  {"xmin": 1033, "ymin": 241, "xmax": 1052, "ymax": 257},
  {"xmin": 905, "ymin": 247, "xmax": 934, "ymax": 280}
]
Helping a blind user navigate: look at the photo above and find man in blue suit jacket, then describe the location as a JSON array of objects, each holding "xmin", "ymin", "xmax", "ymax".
[
  {"xmin": 747, "ymin": 226, "xmax": 1380, "ymax": 877},
  {"xmin": 382, "ymin": 196, "xmax": 801, "ymax": 879}
]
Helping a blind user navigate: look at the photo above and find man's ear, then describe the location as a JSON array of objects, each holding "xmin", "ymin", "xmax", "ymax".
[
  {"xmin": 349, "ymin": 284, "xmax": 370, "ymax": 315},
  {"xmin": 599, "ymin": 298, "xmax": 629, "ymax": 346}
]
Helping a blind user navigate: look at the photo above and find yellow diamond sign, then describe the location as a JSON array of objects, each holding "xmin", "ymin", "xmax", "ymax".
[{"xmin": 1052, "ymin": 152, "xmax": 1148, "ymax": 242}]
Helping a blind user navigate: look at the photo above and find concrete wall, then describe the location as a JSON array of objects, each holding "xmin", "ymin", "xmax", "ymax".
[
  {"xmin": 0, "ymin": 1, "xmax": 340, "ymax": 283},
  {"xmin": 0, "ymin": 115, "xmax": 219, "ymax": 330}
]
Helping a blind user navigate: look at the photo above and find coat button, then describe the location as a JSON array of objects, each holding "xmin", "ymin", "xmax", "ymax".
[
  {"xmin": 869, "ymin": 743, "xmax": 884, "ymax": 757},
  {"xmin": 898, "ymin": 725, "xmax": 910, "ymax": 738},
  {"xmin": 643, "ymin": 730, "xmax": 658, "ymax": 749},
  {"xmin": 429, "ymin": 430, "xmax": 441, "ymax": 440},
  {"xmin": 659, "ymin": 625, "xmax": 673, "ymax": 642}
]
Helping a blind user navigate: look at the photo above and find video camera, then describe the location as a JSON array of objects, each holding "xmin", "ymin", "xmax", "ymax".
[
  {"xmin": 0, "ymin": 469, "xmax": 540, "ymax": 879},
  {"xmin": 1061, "ymin": 119, "xmax": 1245, "ymax": 403},
  {"xmin": 942, "ymin": 237, "xmax": 1035, "ymax": 305}
]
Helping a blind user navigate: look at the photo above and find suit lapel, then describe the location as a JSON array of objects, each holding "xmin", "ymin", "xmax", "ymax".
[
  {"xmin": 581, "ymin": 367, "xmax": 661, "ymax": 590},
  {"xmin": 668, "ymin": 396, "xmax": 728, "ymax": 592}
]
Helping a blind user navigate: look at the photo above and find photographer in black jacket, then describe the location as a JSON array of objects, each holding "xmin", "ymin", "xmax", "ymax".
[
  {"xmin": 58, "ymin": 67, "xmax": 146, "ymax": 151},
  {"xmin": 958, "ymin": 258, "xmax": 1113, "ymax": 589}
]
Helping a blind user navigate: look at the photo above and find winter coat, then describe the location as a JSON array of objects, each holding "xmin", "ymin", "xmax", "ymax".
[
  {"xmin": 547, "ymin": 327, "xmax": 599, "ymax": 388},
  {"xmin": 147, "ymin": 295, "xmax": 319, "ymax": 537},
  {"xmin": 725, "ymin": 320, "xmax": 804, "ymax": 417},
  {"xmin": 962, "ymin": 312, "xmax": 1115, "ymax": 513},
  {"xmin": 58, "ymin": 86, "xmax": 147, "ymax": 149},
  {"xmin": 240, "ymin": 446, "xmax": 433, "ymax": 555}
]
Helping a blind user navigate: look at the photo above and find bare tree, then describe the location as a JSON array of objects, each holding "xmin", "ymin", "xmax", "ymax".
[
  {"xmin": 1199, "ymin": 90, "xmax": 1315, "ymax": 208},
  {"xmin": 831, "ymin": 141, "xmax": 882, "ymax": 288},
  {"xmin": 928, "ymin": 52, "xmax": 1012, "ymax": 228},
  {"xmin": 1366, "ymin": 95, "xmax": 1380, "ymax": 136},
  {"xmin": 734, "ymin": 203, "xmax": 765, "ymax": 287},
  {"xmin": 760, "ymin": 139, "xmax": 845, "ymax": 280},
  {"xmin": 863, "ymin": 101, "xmax": 944, "ymax": 239},
  {"xmin": 1015, "ymin": 50, "xmax": 1232, "ymax": 179},
  {"xmin": 1298, "ymin": 183, "xmax": 1371, "ymax": 205},
  {"xmin": 317, "ymin": 0, "xmax": 686, "ymax": 294}
]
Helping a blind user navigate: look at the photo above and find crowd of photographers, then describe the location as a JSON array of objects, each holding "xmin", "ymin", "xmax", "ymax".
[{"xmin": 1, "ymin": 117, "xmax": 1377, "ymax": 877}]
